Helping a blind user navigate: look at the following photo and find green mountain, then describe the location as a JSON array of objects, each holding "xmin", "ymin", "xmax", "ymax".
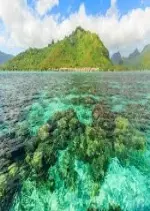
[
  {"xmin": 111, "ymin": 52, "xmax": 123, "ymax": 65},
  {"xmin": 2, "ymin": 27, "xmax": 112, "ymax": 71},
  {"xmin": 123, "ymin": 46, "xmax": 150, "ymax": 69},
  {"xmin": 0, "ymin": 51, "xmax": 13, "ymax": 64},
  {"xmin": 128, "ymin": 48, "xmax": 140, "ymax": 59}
]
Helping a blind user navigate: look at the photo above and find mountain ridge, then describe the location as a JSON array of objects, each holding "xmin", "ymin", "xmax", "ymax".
[
  {"xmin": 2, "ymin": 28, "xmax": 150, "ymax": 71},
  {"xmin": 2, "ymin": 27, "xmax": 113, "ymax": 71},
  {"xmin": 111, "ymin": 52, "xmax": 123, "ymax": 65},
  {"xmin": 128, "ymin": 48, "xmax": 140, "ymax": 59},
  {"xmin": 0, "ymin": 51, "xmax": 14, "ymax": 64},
  {"xmin": 111, "ymin": 47, "xmax": 150, "ymax": 70},
  {"xmin": 123, "ymin": 47, "xmax": 150, "ymax": 69}
]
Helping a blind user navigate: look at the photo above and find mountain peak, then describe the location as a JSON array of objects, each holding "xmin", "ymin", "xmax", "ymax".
[
  {"xmin": 74, "ymin": 26, "xmax": 85, "ymax": 33},
  {"xmin": 142, "ymin": 44, "xmax": 150, "ymax": 53},
  {"xmin": 3, "ymin": 28, "xmax": 112, "ymax": 70},
  {"xmin": 70, "ymin": 27, "xmax": 87, "ymax": 38},
  {"xmin": 128, "ymin": 48, "xmax": 140, "ymax": 59},
  {"xmin": 111, "ymin": 52, "xmax": 123, "ymax": 65}
]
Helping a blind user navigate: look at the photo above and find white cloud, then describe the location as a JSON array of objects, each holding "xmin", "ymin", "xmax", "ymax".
[
  {"xmin": 0, "ymin": 0, "xmax": 150, "ymax": 56},
  {"xmin": 36, "ymin": 0, "xmax": 59, "ymax": 15},
  {"xmin": 0, "ymin": 36, "xmax": 5, "ymax": 45},
  {"xmin": 107, "ymin": 0, "xmax": 118, "ymax": 17}
]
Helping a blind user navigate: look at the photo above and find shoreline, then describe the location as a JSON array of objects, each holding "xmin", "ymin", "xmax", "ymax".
[
  {"xmin": 0, "ymin": 67, "xmax": 147, "ymax": 72},
  {"xmin": 53, "ymin": 67, "xmax": 102, "ymax": 72},
  {"xmin": 0, "ymin": 67, "xmax": 107, "ymax": 72},
  {"xmin": 0, "ymin": 67, "xmax": 126, "ymax": 72}
]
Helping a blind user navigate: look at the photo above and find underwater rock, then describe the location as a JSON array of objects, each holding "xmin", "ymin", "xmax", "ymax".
[
  {"xmin": 57, "ymin": 117, "xmax": 68, "ymax": 129},
  {"xmin": 0, "ymin": 106, "xmax": 147, "ymax": 210},
  {"xmin": 92, "ymin": 103, "xmax": 116, "ymax": 137},
  {"xmin": 70, "ymin": 125, "xmax": 112, "ymax": 182},
  {"xmin": 0, "ymin": 133, "xmax": 28, "ymax": 210},
  {"xmin": 0, "ymin": 158, "xmax": 11, "ymax": 172},
  {"xmin": 24, "ymin": 137, "xmax": 38, "ymax": 153},
  {"xmin": 108, "ymin": 204, "xmax": 122, "ymax": 211},
  {"xmin": 71, "ymin": 96, "xmax": 97, "ymax": 106},
  {"xmin": 115, "ymin": 116, "xmax": 129, "ymax": 132},
  {"xmin": 15, "ymin": 121, "xmax": 29, "ymax": 138},
  {"xmin": 87, "ymin": 204, "xmax": 122, "ymax": 211},
  {"xmin": 92, "ymin": 103, "xmax": 111, "ymax": 120},
  {"xmin": 69, "ymin": 117, "xmax": 79, "ymax": 130},
  {"xmin": 85, "ymin": 96, "xmax": 97, "ymax": 105},
  {"xmin": 0, "ymin": 162, "xmax": 24, "ymax": 211},
  {"xmin": 114, "ymin": 116, "xmax": 146, "ymax": 160},
  {"xmin": 52, "ymin": 111, "xmax": 63, "ymax": 121},
  {"xmin": 0, "ymin": 173, "xmax": 8, "ymax": 197},
  {"xmin": 31, "ymin": 151, "xmax": 43, "ymax": 172},
  {"xmin": 87, "ymin": 204, "xmax": 99, "ymax": 211},
  {"xmin": 8, "ymin": 163, "xmax": 18, "ymax": 177},
  {"xmin": 68, "ymin": 106, "xmax": 146, "ymax": 184},
  {"xmin": 38, "ymin": 124, "xmax": 50, "ymax": 141},
  {"xmin": 24, "ymin": 109, "xmax": 84, "ymax": 178}
]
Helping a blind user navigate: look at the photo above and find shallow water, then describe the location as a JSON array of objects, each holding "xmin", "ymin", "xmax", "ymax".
[{"xmin": 1, "ymin": 71, "xmax": 150, "ymax": 211}]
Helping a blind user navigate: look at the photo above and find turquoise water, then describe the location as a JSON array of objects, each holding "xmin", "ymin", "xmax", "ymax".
[{"xmin": 1, "ymin": 72, "xmax": 150, "ymax": 211}]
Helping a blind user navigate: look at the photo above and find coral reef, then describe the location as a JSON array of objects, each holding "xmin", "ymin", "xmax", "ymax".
[{"xmin": 0, "ymin": 102, "xmax": 147, "ymax": 211}]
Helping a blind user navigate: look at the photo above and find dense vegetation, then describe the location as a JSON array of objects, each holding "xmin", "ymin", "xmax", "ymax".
[
  {"xmin": 3, "ymin": 27, "xmax": 150, "ymax": 71},
  {"xmin": 2, "ymin": 27, "xmax": 113, "ymax": 71}
]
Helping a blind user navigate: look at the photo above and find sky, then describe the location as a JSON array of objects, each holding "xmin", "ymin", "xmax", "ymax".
[{"xmin": 0, "ymin": 0, "xmax": 150, "ymax": 56}]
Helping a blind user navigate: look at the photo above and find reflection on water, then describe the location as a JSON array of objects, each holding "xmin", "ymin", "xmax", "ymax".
[{"xmin": 0, "ymin": 71, "xmax": 150, "ymax": 211}]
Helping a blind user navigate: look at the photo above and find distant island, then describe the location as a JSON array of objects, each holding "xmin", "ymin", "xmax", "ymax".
[
  {"xmin": 111, "ymin": 46, "xmax": 150, "ymax": 70},
  {"xmin": 1, "ymin": 27, "xmax": 114, "ymax": 71},
  {"xmin": 0, "ymin": 51, "xmax": 13, "ymax": 65},
  {"xmin": 1, "ymin": 27, "xmax": 150, "ymax": 71}
]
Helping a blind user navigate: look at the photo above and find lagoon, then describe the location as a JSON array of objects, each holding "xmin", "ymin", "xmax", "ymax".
[{"xmin": 0, "ymin": 71, "xmax": 150, "ymax": 211}]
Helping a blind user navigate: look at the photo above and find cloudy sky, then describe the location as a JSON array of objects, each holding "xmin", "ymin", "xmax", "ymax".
[{"xmin": 0, "ymin": 0, "xmax": 150, "ymax": 56}]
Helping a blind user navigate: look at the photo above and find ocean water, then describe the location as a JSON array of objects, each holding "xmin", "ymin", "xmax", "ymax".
[{"xmin": 0, "ymin": 71, "xmax": 150, "ymax": 211}]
